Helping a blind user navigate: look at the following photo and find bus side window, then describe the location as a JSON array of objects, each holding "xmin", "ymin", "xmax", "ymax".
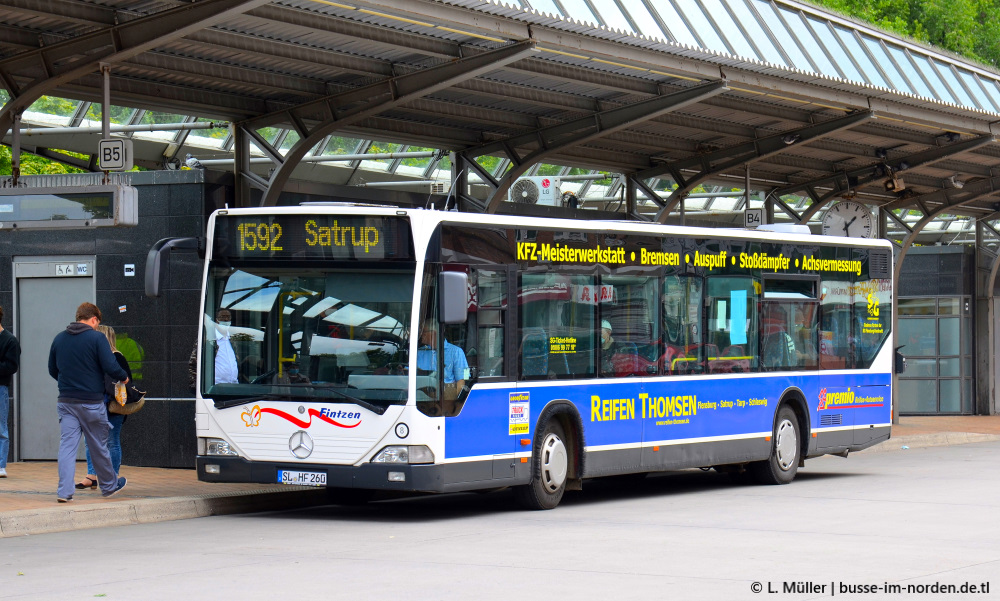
[
  {"xmin": 704, "ymin": 276, "xmax": 759, "ymax": 374},
  {"xmin": 662, "ymin": 275, "xmax": 703, "ymax": 375},
  {"xmin": 518, "ymin": 273, "xmax": 595, "ymax": 379}
]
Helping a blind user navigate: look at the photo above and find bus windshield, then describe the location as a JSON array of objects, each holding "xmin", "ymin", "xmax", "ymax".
[{"xmin": 200, "ymin": 263, "xmax": 415, "ymax": 408}]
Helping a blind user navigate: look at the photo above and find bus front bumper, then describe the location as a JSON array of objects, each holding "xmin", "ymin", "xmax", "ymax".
[{"xmin": 197, "ymin": 455, "xmax": 450, "ymax": 492}]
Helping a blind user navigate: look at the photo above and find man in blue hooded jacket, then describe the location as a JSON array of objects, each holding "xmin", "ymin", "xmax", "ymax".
[{"xmin": 48, "ymin": 302, "xmax": 129, "ymax": 502}]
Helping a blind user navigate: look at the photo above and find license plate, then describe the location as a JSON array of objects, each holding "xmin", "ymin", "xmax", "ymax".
[{"xmin": 278, "ymin": 469, "xmax": 327, "ymax": 486}]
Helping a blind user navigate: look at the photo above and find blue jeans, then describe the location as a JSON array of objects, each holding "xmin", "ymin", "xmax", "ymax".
[
  {"xmin": 0, "ymin": 385, "xmax": 8, "ymax": 469},
  {"xmin": 86, "ymin": 411, "xmax": 124, "ymax": 477}
]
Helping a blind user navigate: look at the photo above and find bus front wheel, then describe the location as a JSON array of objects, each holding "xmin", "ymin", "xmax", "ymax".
[
  {"xmin": 750, "ymin": 405, "xmax": 800, "ymax": 485},
  {"xmin": 515, "ymin": 419, "xmax": 569, "ymax": 510}
]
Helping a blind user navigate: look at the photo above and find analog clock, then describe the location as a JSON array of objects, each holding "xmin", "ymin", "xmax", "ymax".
[{"xmin": 821, "ymin": 201, "xmax": 875, "ymax": 238}]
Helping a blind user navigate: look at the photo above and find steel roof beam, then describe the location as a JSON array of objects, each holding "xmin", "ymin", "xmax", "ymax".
[
  {"xmin": 0, "ymin": 0, "xmax": 271, "ymax": 138},
  {"xmin": 473, "ymin": 80, "xmax": 728, "ymax": 214},
  {"xmin": 896, "ymin": 175, "xmax": 1000, "ymax": 270},
  {"xmin": 776, "ymin": 134, "xmax": 996, "ymax": 224},
  {"xmin": 644, "ymin": 110, "xmax": 874, "ymax": 224},
  {"xmin": 254, "ymin": 40, "xmax": 537, "ymax": 207}
]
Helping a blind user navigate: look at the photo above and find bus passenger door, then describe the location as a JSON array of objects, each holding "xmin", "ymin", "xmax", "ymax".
[{"xmin": 464, "ymin": 266, "xmax": 519, "ymax": 480}]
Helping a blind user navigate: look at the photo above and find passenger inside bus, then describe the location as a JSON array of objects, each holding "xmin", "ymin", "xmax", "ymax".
[
  {"xmin": 417, "ymin": 320, "xmax": 469, "ymax": 414},
  {"xmin": 213, "ymin": 309, "xmax": 239, "ymax": 384}
]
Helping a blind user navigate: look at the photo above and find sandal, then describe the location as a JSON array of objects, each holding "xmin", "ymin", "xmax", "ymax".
[{"xmin": 75, "ymin": 475, "xmax": 98, "ymax": 490}]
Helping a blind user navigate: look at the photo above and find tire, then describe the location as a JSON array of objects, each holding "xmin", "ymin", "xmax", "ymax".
[
  {"xmin": 750, "ymin": 405, "xmax": 800, "ymax": 485},
  {"xmin": 514, "ymin": 419, "xmax": 569, "ymax": 510}
]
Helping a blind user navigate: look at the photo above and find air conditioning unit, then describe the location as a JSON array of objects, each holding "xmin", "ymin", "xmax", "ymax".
[
  {"xmin": 429, "ymin": 181, "xmax": 450, "ymax": 195},
  {"xmin": 509, "ymin": 176, "xmax": 561, "ymax": 206}
]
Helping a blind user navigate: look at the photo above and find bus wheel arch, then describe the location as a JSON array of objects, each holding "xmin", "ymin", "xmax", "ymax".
[
  {"xmin": 514, "ymin": 401, "xmax": 584, "ymax": 510},
  {"xmin": 778, "ymin": 389, "xmax": 810, "ymax": 466},
  {"xmin": 751, "ymin": 391, "xmax": 807, "ymax": 485}
]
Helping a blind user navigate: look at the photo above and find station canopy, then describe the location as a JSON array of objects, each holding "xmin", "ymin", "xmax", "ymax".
[{"xmin": 4, "ymin": 0, "xmax": 1000, "ymax": 248}]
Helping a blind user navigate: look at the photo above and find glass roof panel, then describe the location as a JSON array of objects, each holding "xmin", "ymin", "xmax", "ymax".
[
  {"xmin": 621, "ymin": 1, "xmax": 667, "ymax": 40},
  {"xmin": 933, "ymin": 60, "xmax": 977, "ymax": 108},
  {"xmin": 359, "ymin": 141, "xmax": 403, "ymax": 172},
  {"xmin": 318, "ymin": 136, "xmax": 363, "ymax": 155},
  {"xmin": 983, "ymin": 79, "xmax": 1000, "ymax": 112},
  {"xmin": 85, "ymin": 104, "xmax": 136, "ymax": 126},
  {"xmin": 558, "ymin": 0, "xmax": 599, "ymax": 24},
  {"xmin": 832, "ymin": 27, "xmax": 888, "ymax": 87},
  {"xmin": 25, "ymin": 97, "xmax": 82, "ymax": 127},
  {"xmin": 780, "ymin": 10, "xmax": 836, "ymax": 76},
  {"xmin": 187, "ymin": 118, "xmax": 229, "ymax": 150},
  {"xmin": 672, "ymin": 0, "xmax": 729, "ymax": 52},
  {"xmin": 860, "ymin": 37, "xmax": 910, "ymax": 92},
  {"xmin": 646, "ymin": 1, "xmax": 700, "ymax": 46},
  {"xmin": 726, "ymin": 0, "xmax": 787, "ymax": 66},
  {"xmin": 279, "ymin": 130, "xmax": 301, "ymax": 152},
  {"xmin": 805, "ymin": 17, "xmax": 862, "ymax": 81},
  {"xmin": 958, "ymin": 71, "xmax": 999, "ymax": 112},
  {"xmin": 752, "ymin": 1, "xmax": 811, "ymax": 70},
  {"xmin": 908, "ymin": 53, "xmax": 957, "ymax": 104},
  {"xmin": 700, "ymin": 0, "xmax": 759, "ymax": 60},
  {"xmin": 885, "ymin": 45, "xmax": 935, "ymax": 99},
  {"xmin": 528, "ymin": 0, "xmax": 562, "ymax": 15},
  {"xmin": 589, "ymin": 0, "xmax": 636, "ymax": 32}
]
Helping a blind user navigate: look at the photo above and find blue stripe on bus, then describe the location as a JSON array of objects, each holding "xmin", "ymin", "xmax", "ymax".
[{"xmin": 444, "ymin": 374, "xmax": 891, "ymax": 459}]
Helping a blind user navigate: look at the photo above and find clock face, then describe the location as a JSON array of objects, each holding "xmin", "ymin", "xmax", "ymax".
[{"xmin": 822, "ymin": 201, "xmax": 874, "ymax": 238}]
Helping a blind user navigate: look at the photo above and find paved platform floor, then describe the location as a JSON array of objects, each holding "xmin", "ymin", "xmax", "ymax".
[{"xmin": 2, "ymin": 415, "xmax": 999, "ymax": 537}]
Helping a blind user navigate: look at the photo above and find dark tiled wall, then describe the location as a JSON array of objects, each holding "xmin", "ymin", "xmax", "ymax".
[{"xmin": 3, "ymin": 174, "xmax": 212, "ymax": 468}]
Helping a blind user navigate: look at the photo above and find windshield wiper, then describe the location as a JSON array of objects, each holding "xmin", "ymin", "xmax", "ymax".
[
  {"xmin": 322, "ymin": 387, "xmax": 389, "ymax": 415},
  {"xmin": 213, "ymin": 395, "xmax": 283, "ymax": 410}
]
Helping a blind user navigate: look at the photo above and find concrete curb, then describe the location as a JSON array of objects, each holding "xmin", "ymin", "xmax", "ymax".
[
  {"xmin": 858, "ymin": 432, "xmax": 1000, "ymax": 454},
  {"xmin": 0, "ymin": 488, "xmax": 329, "ymax": 538}
]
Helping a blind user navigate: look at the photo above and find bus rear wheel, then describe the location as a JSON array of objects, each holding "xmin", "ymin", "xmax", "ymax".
[
  {"xmin": 515, "ymin": 419, "xmax": 569, "ymax": 510},
  {"xmin": 750, "ymin": 405, "xmax": 800, "ymax": 485}
]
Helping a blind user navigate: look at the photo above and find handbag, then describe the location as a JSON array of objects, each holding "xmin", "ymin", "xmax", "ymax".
[{"xmin": 109, "ymin": 383, "xmax": 146, "ymax": 415}]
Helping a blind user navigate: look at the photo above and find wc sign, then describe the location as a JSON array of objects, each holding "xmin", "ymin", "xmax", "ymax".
[{"xmin": 99, "ymin": 138, "xmax": 133, "ymax": 171}]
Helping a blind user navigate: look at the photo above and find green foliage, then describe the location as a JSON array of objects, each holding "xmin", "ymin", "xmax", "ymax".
[
  {"xmin": 811, "ymin": 0, "xmax": 1000, "ymax": 67},
  {"xmin": 0, "ymin": 146, "xmax": 86, "ymax": 175}
]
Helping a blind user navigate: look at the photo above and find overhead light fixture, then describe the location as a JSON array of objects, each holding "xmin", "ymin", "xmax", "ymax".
[
  {"xmin": 949, "ymin": 174, "xmax": 965, "ymax": 189},
  {"xmin": 782, "ymin": 134, "xmax": 801, "ymax": 145},
  {"xmin": 884, "ymin": 176, "xmax": 905, "ymax": 192}
]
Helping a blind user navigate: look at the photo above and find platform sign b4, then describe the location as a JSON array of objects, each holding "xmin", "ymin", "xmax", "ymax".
[{"xmin": 99, "ymin": 138, "xmax": 133, "ymax": 171}]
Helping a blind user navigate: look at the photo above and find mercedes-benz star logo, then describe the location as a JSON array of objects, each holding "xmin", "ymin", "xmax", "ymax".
[{"xmin": 288, "ymin": 430, "xmax": 314, "ymax": 459}]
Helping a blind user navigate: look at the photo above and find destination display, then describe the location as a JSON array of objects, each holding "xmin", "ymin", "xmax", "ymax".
[{"xmin": 216, "ymin": 215, "xmax": 413, "ymax": 261}]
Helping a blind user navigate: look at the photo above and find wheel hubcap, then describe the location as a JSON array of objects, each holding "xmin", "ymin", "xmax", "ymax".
[
  {"xmin": 775, "ymin": 418, "xmax": 797, "ymax": 471},
  {"xmin": 540, "ymin": 432, "xmax": 568, "ymax": 493}
]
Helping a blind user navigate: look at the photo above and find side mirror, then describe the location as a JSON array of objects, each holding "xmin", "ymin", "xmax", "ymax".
[
  {"xmin": 439, "ymin": 271, "xmax": 468, "ymax": 324},
  {"xmin": 145, "ymin": 237, "xmax": 203, "ymax": 298}
]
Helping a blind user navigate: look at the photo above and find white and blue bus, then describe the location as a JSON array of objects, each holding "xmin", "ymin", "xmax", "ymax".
[{"xmin": 147, "ymin": 204, "xmax": 894, "ymax": 509}]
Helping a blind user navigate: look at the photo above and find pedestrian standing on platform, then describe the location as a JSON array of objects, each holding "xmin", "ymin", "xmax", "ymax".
[
  {"xmin": 48, "ymin": 302, "xmax": 128, "ymax": 502},
  {"xmin": 76, "ymin": 325, "xmax": 133, "ymax": 490},
  {"xmin": 0, "ymin": 305, "xmax": 21, "ymax": 478}
]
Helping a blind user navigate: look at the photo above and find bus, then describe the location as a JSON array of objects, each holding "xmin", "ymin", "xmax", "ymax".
[{"xmin": 146, "ymin": 204, "xmax": 894, "ymax": 509}]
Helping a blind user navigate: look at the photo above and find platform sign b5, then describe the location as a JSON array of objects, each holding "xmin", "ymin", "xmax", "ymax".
[{"xmin": 99, "ymin": 138, "xmax": 133, "ymax": 171}]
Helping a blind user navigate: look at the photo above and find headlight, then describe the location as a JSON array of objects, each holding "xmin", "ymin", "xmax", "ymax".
[
  {"xmin": 371, "ymin": 445, "xmax": 434, "ymax": 464},
  {"xmin": 205, "ymin": 438, "xmax": 239, "ymax": 456}
]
